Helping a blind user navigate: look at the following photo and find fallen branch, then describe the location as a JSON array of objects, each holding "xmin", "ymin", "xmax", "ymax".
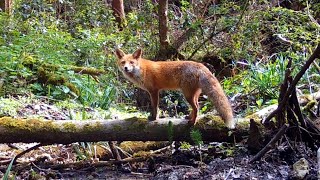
[
  {"xmin": 13, "ymin": 143, "xmax": 45, "ymax": 164},
  {"xmin": 0, "ymin": 143, "xmax": 46, "ymax": 165},
  {"xmin": 30, "ymin": 146, "xmax": 171, "ymax": 170},
  {"xmin": 0, "ymin": 116, "xmax": 252, "ymax": 143}
]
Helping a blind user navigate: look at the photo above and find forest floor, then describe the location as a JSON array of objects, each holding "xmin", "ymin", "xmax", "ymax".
[{"xmin": 0, "ymin": 96, "xmax": 319, "ymax": 179}]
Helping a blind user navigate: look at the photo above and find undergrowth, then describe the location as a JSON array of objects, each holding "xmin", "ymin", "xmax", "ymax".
[{"xmin": 0, "ymin": 1, "xmax": 319, "ymax": 115}]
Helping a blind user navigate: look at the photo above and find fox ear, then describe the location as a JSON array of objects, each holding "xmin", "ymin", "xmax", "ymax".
[
  {"xmin": 132, "ymin": 48, "xmax": 142, "ymax": 59},
  {"xmin": 115, "ymin": 48, "xmax": 125, "ymax": 59}
]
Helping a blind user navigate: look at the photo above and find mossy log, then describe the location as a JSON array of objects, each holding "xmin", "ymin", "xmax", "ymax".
[
  {"xmin": 0, "ymin": 116, "xmax": 253, "ymax": 144},
  {"xmin": 41, "ymin": 63, "xmax": 106, "ymax": 76}
]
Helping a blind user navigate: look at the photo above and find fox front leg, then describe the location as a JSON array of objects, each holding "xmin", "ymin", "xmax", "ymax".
[{"xmin": 148, "ymin": 90, "xmax": 159, "ymax": 121}]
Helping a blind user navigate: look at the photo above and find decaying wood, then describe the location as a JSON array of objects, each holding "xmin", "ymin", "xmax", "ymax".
[
  {"xmin": 247, "ymin": 119, "xmax": 263, "ymax": 152},
  {"xmin": 249, "ymin": 124, "xmax": 288, "ymax": 163},
  {"xmin": 0, "ymin": 116, "xmax": 252, "ymax": 143},
  {"xmin": 41, "ymin": 63, "xmax": 106, "ymax": 76}
]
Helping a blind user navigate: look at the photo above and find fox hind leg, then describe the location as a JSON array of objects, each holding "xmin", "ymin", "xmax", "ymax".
[{"xmin": 183, "ymin": 88, "xmax": 201, "ymax": 125}]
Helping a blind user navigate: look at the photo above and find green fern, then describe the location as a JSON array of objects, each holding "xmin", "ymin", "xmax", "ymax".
[{"xmin": 190, "ymin": 129, "xmax": 203, "ymax": 146}]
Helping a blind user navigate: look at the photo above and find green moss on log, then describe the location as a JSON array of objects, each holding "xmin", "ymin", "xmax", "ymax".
[
  {"xmin": 112, "ymin": 124, "xmax": 122, "ymax": 131},
  {"xmin": 196, "ymin": 114, "xmax": 226, "ymax": 130},
  {"xmin": 37, "ymin": 66, "xmax": 79, "ymax": 95},
  {"xmin": 124, "ymin": 117, "xmax": 148, "ymax": 131},
  {"xmin": 72, "ymin": 66, "xmax": 105, "ymax": 76},
  {"xmin": 41, "ymin": 63, "xmax": 105, "ymax": 76},
  {"xmin": 82, "ymin": 122, "xmax": 104, "ymax": 132},
  {"xmin": 0, "ymin": 117, "xmax": 59, "ymax": 132},
  {"xmin": 62, "ymin": 122, "xmax": 78, "ymax": 132}
]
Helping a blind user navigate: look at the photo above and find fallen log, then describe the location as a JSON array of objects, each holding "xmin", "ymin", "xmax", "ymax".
[{"xmin": 0, "ymin": 116, "xmax": 251, "ymax": 144}]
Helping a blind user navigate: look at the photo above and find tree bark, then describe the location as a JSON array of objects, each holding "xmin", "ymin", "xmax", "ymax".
[
  {"xmin": 0, "ymin": 116, "xmax": 252, "ymax": 144},
  {"xmin": 112, "ymin": 0, "xmax": 126, "ymax": 30},
  {"xmin": 158, "ymin": 0, "xmax": 169, "ymax": 53},
  {"xmin": 0, "ymin": 0, "xmax": 13, "ymax": 14}
]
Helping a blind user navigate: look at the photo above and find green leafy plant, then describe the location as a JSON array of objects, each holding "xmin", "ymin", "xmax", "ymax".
[
  {"xmin": 180, "ymin": 142, "xmax": 191, "ymax": 149},
  {"xmin": 248, "ymin": 55, "xmax": 287, "ymax": 99},
  {"xmin": 3, "ymin": 157, "xmax": 15, "ymax": 180},
  {"xmin": 190, "ymin": 129, "xmax": 203, "ymax": 164},
  {"xmin": 190, "ymin": 129, "xmax": 203, "ymax": 146}
]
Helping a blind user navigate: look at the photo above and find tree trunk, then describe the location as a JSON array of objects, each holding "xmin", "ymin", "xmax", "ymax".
[
  {"xmin": 156, "ymin": 0, "xmax": 184, "ymax": 60},
  {"xmin": 112, "ymin": 0, "xmax": 126, "ymax": 30},
  {"xmin": 0, "ymin": 116, "xmax": 252, "ymax": 144},
  {"xmin": 156, "ymin": 0, "xmax": 195, "ymax": 60},
  {"xmin": 0, "ymin": 0, "xmax": 13, "ymax": 14},
  {"xmin": 158, "ymin": 0, "xmax": 169, "ymax": 52}
]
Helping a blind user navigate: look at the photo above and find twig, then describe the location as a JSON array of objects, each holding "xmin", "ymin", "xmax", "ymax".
[
  {"xmin": 38, "ymin": 145, "xmax": 172, "ymax": 170},
  {"xmin": 225, "ymin": 168, "xmax": 234, "ymax": 180},
  {"xmin": 13, "ymin": 143, "xmax": 45, "ymax": 164},
  {"xmin": 116, "ymin": 146, "xmax": 131, "ymax": 158},
  {"xmin": 249, "ymin": 124, "xmax": 288, "ymax": 163},
  {"xmin": 276, "ymin": 59, "xmax": 291, "ymax": 127},
  {"xmin": 264, "ymin": 44, "xmax": 320, "ymax": 124},
  {"xmin": 291, "ymin": 88, "xmax": 306, "ymax": 128},
  {"xmin": 108, "ymin": 141, "xmax": 121, "ymax": 161}
]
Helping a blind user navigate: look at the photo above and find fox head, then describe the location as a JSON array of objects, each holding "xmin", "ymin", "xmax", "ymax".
[{"xmin": 115, "ymin": 48, "xmax": 142, "ymax": 74}]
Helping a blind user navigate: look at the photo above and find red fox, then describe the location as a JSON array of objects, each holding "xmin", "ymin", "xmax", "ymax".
[{"xmin": 115, "ymin": 48, "xmax": 235, "ymax": 129}]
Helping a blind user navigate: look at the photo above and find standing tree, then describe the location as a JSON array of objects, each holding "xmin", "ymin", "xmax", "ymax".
[
  {"xmin": 156, "ymin": 1, "xmax": 197, "ymax": 60},
  {"xmin": 0, "ymin": 0, "xmax": 13, "ymax": 14},
  {"xmin": 112, "ymin": 0, "xmax": 126, "ymax": 30},
  {"xmin": 158, "ymin": 0, "xmax": 170, "ymax": 59}
]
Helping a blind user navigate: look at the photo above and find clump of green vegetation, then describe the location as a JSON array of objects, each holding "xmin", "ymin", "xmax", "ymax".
[
  {"xmin": 0, "ymin": 117, "xmax": 59, "ymax": 133},
  {"xmin": 180, "ymin": 142, "xmax": 192, "ymax": 149},
  {"xmin": 0, "ymin": 98, "xmax": 23, "ymax": 117},
  {"xmin": 190, "ymin": 129, "xmax": 203, "ymax": 146},
  {"xmin": 0, "ymin": 0, "xmax": 319, "ymax": 125}
]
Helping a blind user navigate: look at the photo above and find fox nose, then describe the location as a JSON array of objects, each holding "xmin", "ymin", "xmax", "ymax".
[{"xmin": 124, "ymin": 66, "xmax": 129, "ymax": 72}]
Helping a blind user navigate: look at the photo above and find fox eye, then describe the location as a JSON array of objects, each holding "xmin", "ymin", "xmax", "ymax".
[
  {"xmin": 121, "ymin": 61, "xmax": 125, "ymax": 65},
  {"xmin": 130, "ymin": 61, "xmax": 135, "ymax": 64}
]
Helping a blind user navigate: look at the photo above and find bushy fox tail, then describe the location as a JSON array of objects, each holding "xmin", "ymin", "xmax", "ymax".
[{"xmin": 200, "ymin": 73, "xmax": 235, "ymax": 129}]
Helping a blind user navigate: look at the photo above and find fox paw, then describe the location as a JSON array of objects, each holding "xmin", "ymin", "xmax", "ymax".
[{"xmin": 185, "ymin": 115, "xmax": 196, "ymax": 125}]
